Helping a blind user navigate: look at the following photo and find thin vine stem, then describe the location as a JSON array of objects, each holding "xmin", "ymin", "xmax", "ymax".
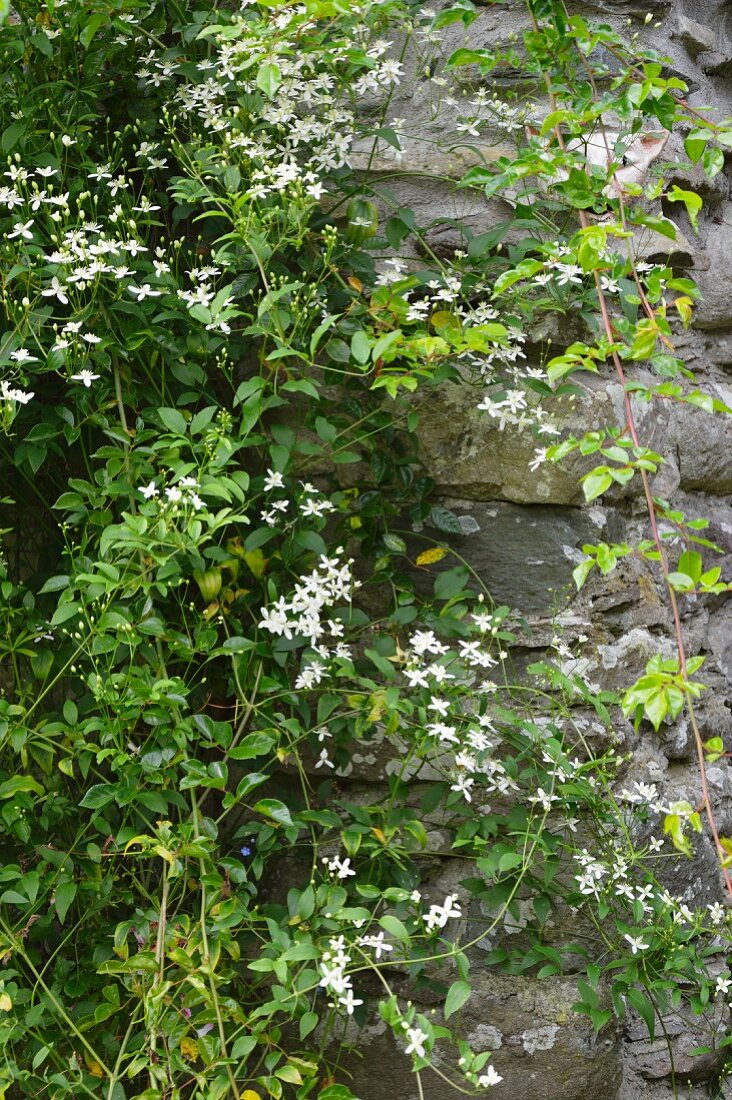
[{"xmin": 527, "ymin": 0, "xmax": 732, "ymax": 897}]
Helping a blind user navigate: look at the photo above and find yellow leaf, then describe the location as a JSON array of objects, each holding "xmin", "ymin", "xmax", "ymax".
[
  {"xmin": 84, "ymin": 1054, "xmax": 104, "ymax": 1077},
  {"xmin": 124, "ymin": 834, "xmax": 152, "ymax": 855},
  {"xmin": 58, "ymin": 758, "xmax": 74, "ymax": 777},
  {"xmin": 674, "ymin": 295, "xmax": 693, "ymax": 328},
  {"xmin": 180, "ymin": 1036, "xmax": 199, "ymax": 1062},
  {"xmin": 0, "ymin": 993, "xmax": 11, "ymax": 1012},
  {"xmin": 367, "ymin": 692, "xmax": 386, "ymax": 723},
  {"xmin": 371, "ymin": 827, "xmax": 386, "ymax": 844},
  {"xmin": 244, "ymin": 548, "xmax": 267, "ymax": 579},
  {"xmin": 416, "ymin": 547, "xmax": 447, "ymax": 566},
  {"xmin": 225, "ymin": 536, "xmax": 245, "ymax": 558},
  {"xmin": 242, "ymin": 1092, "xmax": 261, "ymax": 1100}
]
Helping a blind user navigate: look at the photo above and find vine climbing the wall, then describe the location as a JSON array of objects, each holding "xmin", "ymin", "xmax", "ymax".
[{"xmin": 0, "ymin": 0, "xmax": 731, "ymax": 1096}]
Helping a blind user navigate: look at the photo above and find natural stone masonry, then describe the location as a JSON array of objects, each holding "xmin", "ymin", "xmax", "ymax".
[{"xmin": 344, "ymin": 1, "xmax": 732, "ymax": 1096}]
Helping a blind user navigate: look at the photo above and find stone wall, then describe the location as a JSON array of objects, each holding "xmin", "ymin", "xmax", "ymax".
[{"xmin": 344, "ymin": 1, "xmax": 732, "ymax": 1096}]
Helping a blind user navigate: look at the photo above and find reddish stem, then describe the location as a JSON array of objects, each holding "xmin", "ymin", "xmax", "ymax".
[{"xmin": 528, "ymin": 3, "xmax": 732, "ymax": 895}]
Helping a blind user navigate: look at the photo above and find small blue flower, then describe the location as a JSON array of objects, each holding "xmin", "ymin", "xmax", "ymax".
[{"xmin": 240, "ymin": 845, "xmax": 252, "ymax": 857}]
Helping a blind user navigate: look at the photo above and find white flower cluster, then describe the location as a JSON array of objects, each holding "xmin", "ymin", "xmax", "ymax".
[
  {"xmin": 0, "ymin": 160, "xmax": 180, "ymax": 387},
  {"xmin": 575, "ymin": 844, "xmax": 671, "ymax": 919},
  {"xmin": 258, "ymin": 548, "xmax": 357, "ymax": 688},
  {"xmin": 164, "ymin": 9, "xmax": 365, "ymax": 208},
  {"xmin": 424, "ymin": 893, "xmax": 462, "ymax": 931},
  {"xmin": 375, "ymin": 258, "xmax": 555, "ymax": 434},
  {"xmin": 0, "ymin": 379, "xmax": 34, "ymax": 406},
  {"xmin": 458, "ymin": 88, "xmax": 534, "ymax": 137},
  {"xmin": 260, "ymin": 470, "xmax": 335, "ymax": 528},
  {"xmin": 400, "ymin": 621, "xmax": 521, "ymax": 804},
  {"xmin": 318, "ymin": 935, "xmax": 363, "ymax": 1017},
  {"xmin": 322, "ymin": 853, "xmax": 356, "ymax": 880},
  {"xmin": 138, "ymin": 475, "xmax": 204, "ymax": 512}
]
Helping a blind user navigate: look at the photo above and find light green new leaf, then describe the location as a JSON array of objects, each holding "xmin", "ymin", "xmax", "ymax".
[
  {"xmin": 582, "ymin": 471, "xmax": 613, "ymax": 503},
  {"xmin": 667, "ymin": 185, "xmax": 703, "ymax": 231},
  {"xmin": 257, "ymin": 62, "xmax": 282, "ymax": 100}
]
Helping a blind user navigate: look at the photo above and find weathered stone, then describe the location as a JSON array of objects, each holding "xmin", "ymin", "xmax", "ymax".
[
  {"xmin": 673, "ymin": 14, "xmax": 717, "ymax": 53},
  {"xmin": 417, "ymin": 499, "xmax": 616, "ymax": 613},
  {"xmin": 340, "ymin": 3, "xmax": 732, "ymax": 1095},
  {"xmin": 595, "ymin": 626, "xmax": 677, "ymax": 689},
  {"xmin": 339, "ymin": 974, "xmax": 622, "ymax": 1100},
  {"xmin": 693, "ymin": 213, "xmax": 732, "ymax": 329},
  {"xmin": 414, "ymin": 380, "xmax": 583, "ymax": 503},
  {"xmin": 415, "ymin": 369, "xmax": 732, "ymax": 501},
  {"xmin": 623, "ymin": 1001, "xmax": 729, "ymax": 1082}
]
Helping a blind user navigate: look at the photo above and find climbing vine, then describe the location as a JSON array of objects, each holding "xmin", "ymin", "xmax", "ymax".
[{"xmin": 0, "ymin": 0, "xmax": 731, "ymax": 1096}]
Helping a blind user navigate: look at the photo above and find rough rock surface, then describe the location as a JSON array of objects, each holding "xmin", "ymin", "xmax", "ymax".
[
  {"xmin": 340, "ymin": 976, "xmax": 622, "ymax": 1100},
  {"xmin": 346, "ymin": 0, "xmax": 732, "ymax": 1097}
]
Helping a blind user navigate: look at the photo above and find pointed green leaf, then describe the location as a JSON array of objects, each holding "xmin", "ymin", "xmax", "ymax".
[{"xmin": 444, "ymin": 980, "xmax": 471, "ymax": 1020}]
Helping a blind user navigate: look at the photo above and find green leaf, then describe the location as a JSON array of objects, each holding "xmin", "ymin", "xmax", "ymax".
[
  {"xmin": 39, "ymin": 574, "xmax": 70, "ymax": 593},
  {"xmin": 229, "ymin": 733, "xmax": 275, "ymax": 760},
  {"xmin": 434, "ymin": 565, "xmax": 469, "ymax": 600},
  {"xmin": 703, "ymin": 146, "xmax": 724, "ymax": 179},
  {"xmin": 235, "ymin": 773, "xmax": 268, "ymax": 800},
  {"xmin": 589, "ymin": 1008, "xmax": 613, "ymax": 1032},
  {"xmin": 582, "ymin": 471, "xmax": 613, "ymax": 503},
  {"xmin": 318, "ymin": 1087, "xmax": 361, "ymax": 1100},
  {"xmin": 628, "ymin": 322, "xmax": 659, "ymax": 360},
  {"xmin": 253, "ymin": 798, "xmax": 293, "ymax": 827},
  {"xmin": 30, "ymin": 32, "xmax": 53, "ymax": 57},
  {"xmin": 54, "ymin": 881, "xmax": 77, "ymax": 925},
  {"xmin": 257, "ymin": 62, "xmax": 282, "ymax": 99},
  {"xmin": 383, "ymin": 533, "xmax": 406, "ymax": 554},
  {"xmin": 371, "ymin": 329, "xmax": 402, "ymax": 362},
  {"xmin": 299, "ymin": 1011, "xmax": 318, "ymax": 1040},
  {"xmin": 667, "ymin": 186, "xmax": 703, "ymax": 231},
  {"xmin": 444, "ymin": 979, "xmax": 471, "ymax": 1020},
  {"xmin": 627, "ymin": 987, "xmax": 656, "ymax": 1041},
  {"xmin": 573, "ymin": 558, "xmax": 594, "ymax": 590},
  {"xmin": 1, "ymin": 122, "xmax": 25, "ymax": 153},
  {"xmin": 350, "ymin": 330, "xmax": 371, "ymax": 365},
  {"xmin": 498, "ymin": 851, "xmax": 523, "ymax": 872},
  {"xmin": 79, "ymin": 13, "xmax": 107, "ymax": 47},
  {"xmin": 677, "ymin": 550, "xmax": 702, "ymax": 583},
  {"xmin": 231, "ymin": 1035, "xmax": 257, "ymax": 1060},
  {"xmin": 79, "ymin": 783, "xmax": 119, "ymax": 809},
  {"xmin": 32, "ymin": 1045, "xmax": 50, "ymax": 1070},
  {"xmin": 0, "ymin": 776, "xmax": 44, "ymax": 799},
  {"xmin": 310, "ymin": 316, "xmax": 337, "ymax": 357},
  {"xmin": 378, "ymin": 914, "xmax": 409, "ymax": 941},
  {"xmin": 428, "ymin": 506, "xmax": 463, "ymax": 534},
  {"xmin": 158, "ymin": 407, "xmax": 187, "ymax": 435},
  {"xmin": 644, "ymin": 689, "xmax": 669, "ymax": 730},
  {"xmin": 684, "ymin": 129, "xmax": 708, "ymax": 163}
]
